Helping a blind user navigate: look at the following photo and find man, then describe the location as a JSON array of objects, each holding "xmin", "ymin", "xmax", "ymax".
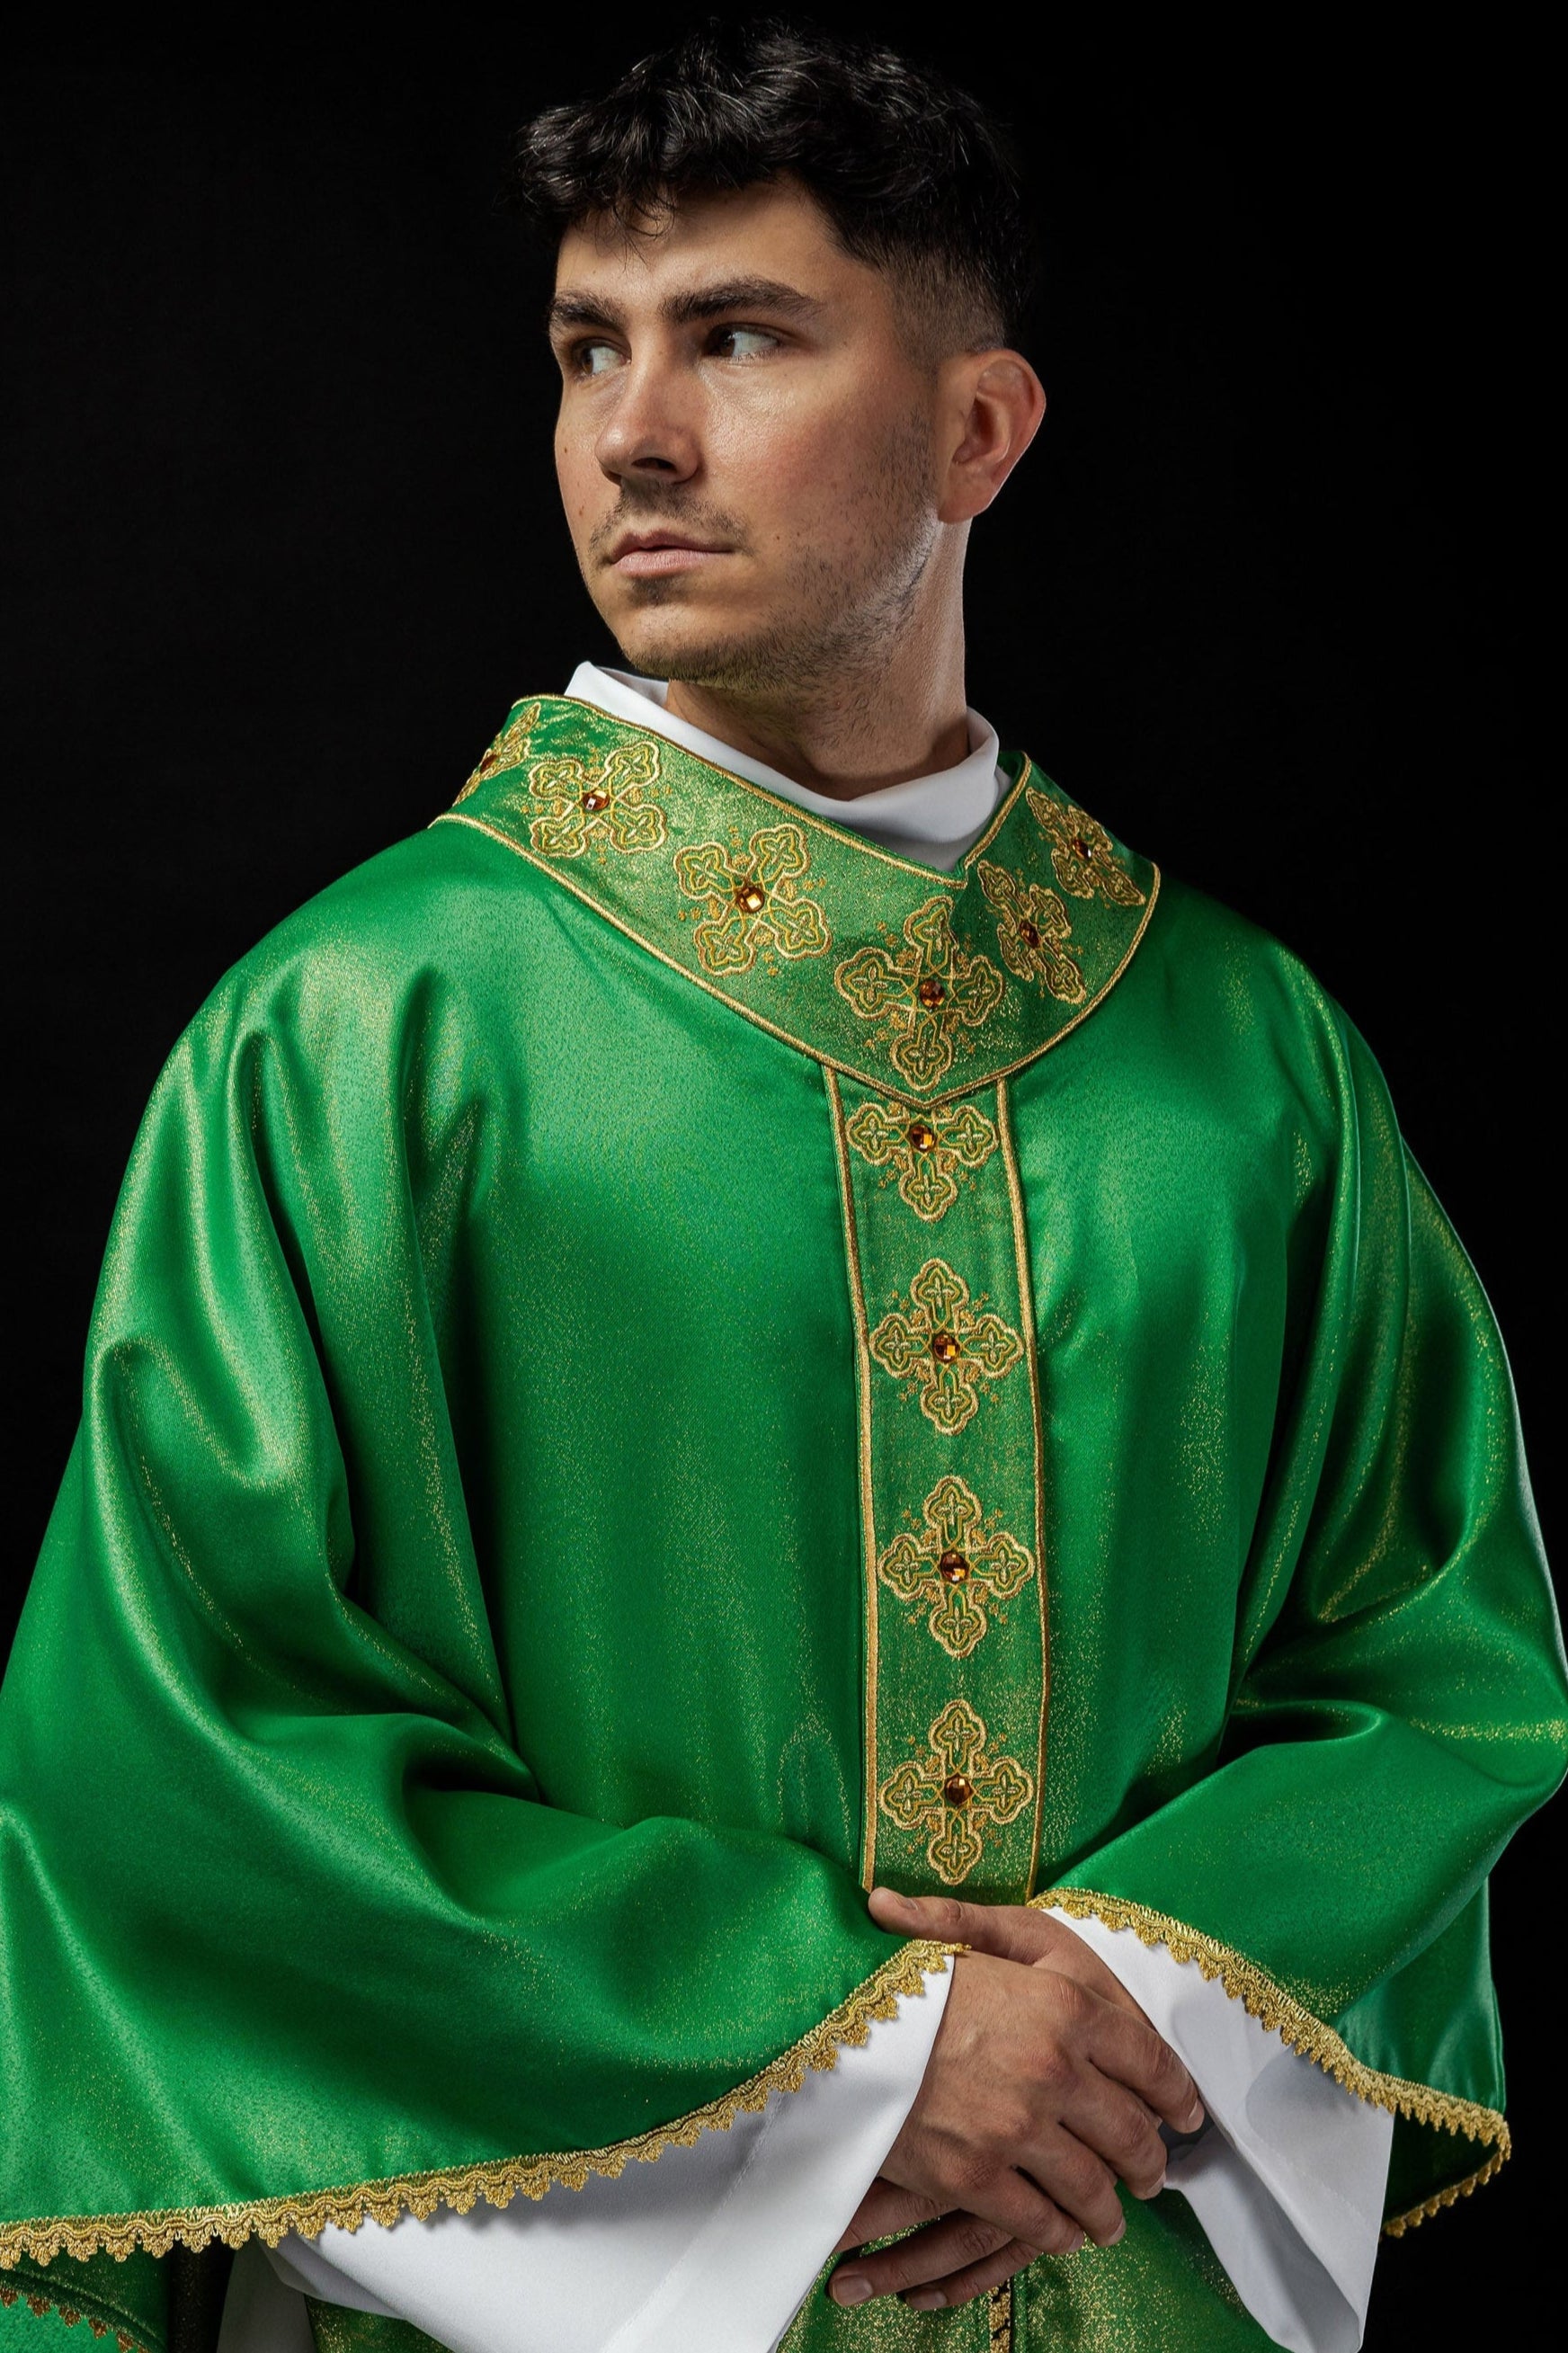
[{"xmin": 2, "ymin": 22, "xmax": 1563, "ymax": 2353}]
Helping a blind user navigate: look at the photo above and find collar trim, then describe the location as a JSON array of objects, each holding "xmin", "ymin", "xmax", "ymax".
[{"xmin": 436, "ymin": 695, "xmax": 1159, "ymax": 1105}]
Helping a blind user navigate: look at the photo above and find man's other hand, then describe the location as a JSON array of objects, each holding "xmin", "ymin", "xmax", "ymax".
[{"xmin": 826, "ymin": 1888, "xmax": 1204, "ymax": 2313}]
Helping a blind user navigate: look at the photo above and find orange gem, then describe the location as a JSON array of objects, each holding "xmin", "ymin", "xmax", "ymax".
[
  {"xmin": 1019, "ymin": 919, "xmax": 1041, "ymax": 950},
  {"xmin": 1073, "ymin": 835, "xmax": 1093, "ymax": 860},
  {"xmin": 917, "ymin": 976, "xmax": 947, "ymax": 1008},
  {"xmin": 581, "ymin": 789, "xmax": 610, "ymax": 812},
  {"xmin": 734, "ymin": 881, "xmax": 767, "ymax": 914},
  {"xmin": 938, "ymin": 1549, "xmax": 970, "ymax": 1583},
  {"xmin": 942, "ymin": 1773, "xmax": 974, "ymax": 1807},
  {"xmin": 906, "ymin": 1120, "xmax": 938, "ymax": 1153},
  {"xmin": 930, "ymin": 1330, "xmax": 960, "ymax": 1364}
]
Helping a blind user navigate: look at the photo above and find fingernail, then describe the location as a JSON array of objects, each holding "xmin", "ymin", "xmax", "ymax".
[
  {"xmin": 1109, "ymin": 2218, "xmax": 1127, "ymax": 2244},
  {"xmin": 905, "ymin": 2290, "xmax": 947, "ymax": 2311},
  {"xmin": 832, "ymin": 2276, "xmax": 872, "ymax": 2307}
]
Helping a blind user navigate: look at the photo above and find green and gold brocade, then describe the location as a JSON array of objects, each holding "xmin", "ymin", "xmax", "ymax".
[{"xmin": 2, "ymin": 697, "xmax": 1563, "ymax": 2352}]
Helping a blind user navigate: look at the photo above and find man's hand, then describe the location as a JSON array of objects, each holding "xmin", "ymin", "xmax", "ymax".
[{"xmin": 827, "ymin": 1889, "xmax": 1204, "ymax": 2313}]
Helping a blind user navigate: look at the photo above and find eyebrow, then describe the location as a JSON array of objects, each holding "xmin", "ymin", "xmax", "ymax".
[{"xmin": 547, "ymin": 277, "xmax": 822, "ymax": 335}]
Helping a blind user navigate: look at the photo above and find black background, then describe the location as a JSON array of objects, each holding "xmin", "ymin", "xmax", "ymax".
[{"xmin": 4, "ymin": 11, "xmax": 1559, "ymax": 2340}]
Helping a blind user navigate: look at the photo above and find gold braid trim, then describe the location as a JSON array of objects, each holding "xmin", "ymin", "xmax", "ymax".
[
  {"xmin": 0, "ymin": 1941, "xmax": 956, "ymax": 2271},
  {"xmin": 0, "ymin": 2279, "xmax": 149, "ymax": 2351},
  {"xmin": 1035, "ymin": 1888, "xmax": 1510, "ymax": 2234}
]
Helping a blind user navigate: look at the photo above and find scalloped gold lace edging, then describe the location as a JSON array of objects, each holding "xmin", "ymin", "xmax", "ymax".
[
  {"xmin": 0, "ymin": 1939, "xmax": 958, "ymax": 2271},
  {"xmin": 1033, "ymin": 1887, "xmax": 1510, "ymax": 2233},
  {"xmin": 0, "ymin": 2277, "xmax": 150, "ymax": 2351}
]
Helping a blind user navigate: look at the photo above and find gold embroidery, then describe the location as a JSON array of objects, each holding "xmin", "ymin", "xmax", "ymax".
[
  {"xmin": 456, "ymin": 701, "xmax": 541, "ymax": 802},
  {"xmin": 526, "ymin": 739, "xmax": 667, "ymax": 858},
  {"xmin": 989, "ymin": 2280, "xmax": 1014, "ymax": 2352},
  {"xmin": 879, "ymin": 1699, "xmax": 1035, "ymax": 1885},
  {"xmin": 878, "ymin": 1475, "xmax": 1035, "ymax": 1658},
  {"xmin": 834, "ymin": 897, "xmax": 1004, "ymax": 1091},
  {"xmin": 1032, "ymin": 1885, "xmax": 1511, "ymax": 2235},
  {"xmin": 976, "ymin": 860, "xmax": 1086, "ymax": 1003},
  {"xmin": 842, "ymin": 1095, "xmax": 998, "ymax": 1222},
  {"xmin": 0, "ymin": 1944, "xmax": 958, "ymax": 2270},
  {"xmin": 673, "ymin": 823, "xmax": 830, "ymax": 975},
  {"xmin": 0, "ymin": 2281, "xmax": 147, "ymax": 2349},
  {"xmin": 868, "ymin": 1257, "xmax": 1021, "ymax": 1433},
  {"xmin": 1027, "ymin": 789, "xmax": 1146, "ymax": 907}
]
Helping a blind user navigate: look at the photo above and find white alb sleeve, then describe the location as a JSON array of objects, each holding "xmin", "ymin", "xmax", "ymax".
[
  {"xmin": 1045, "ymin": 1906, "xmax": 1393, "ymax": 2353},
  {"xmin": 235, "ymin": 1965, "xmax": 949, "ymax": 2353}
]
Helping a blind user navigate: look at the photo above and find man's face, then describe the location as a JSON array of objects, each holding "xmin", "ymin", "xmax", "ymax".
[{"xmin": 550, "ymin": 179, "xmax": 948, "ymax": 692}]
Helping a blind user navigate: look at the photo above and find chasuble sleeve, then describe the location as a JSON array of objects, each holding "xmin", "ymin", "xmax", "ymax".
[
  {"xmin": 1043, "ymin": 1009, "xmax": 1567, "ymax": 2231},
  {"xmin": 0, "ymin": 856, "xmax": 946, "ymax": 2331}
]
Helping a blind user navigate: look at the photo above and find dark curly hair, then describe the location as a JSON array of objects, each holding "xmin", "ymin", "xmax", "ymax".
[{"xmin": 510, "ymin": 17, "xmax": 1034, "ymax": 352}]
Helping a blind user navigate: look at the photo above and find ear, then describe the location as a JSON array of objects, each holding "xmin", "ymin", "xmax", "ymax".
[{"xmin": 937, "ymin": 350, "xmax": 1047, "ymax": 524}]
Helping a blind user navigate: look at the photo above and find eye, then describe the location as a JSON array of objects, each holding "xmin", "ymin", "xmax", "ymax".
[
  {"xmin": 572, "ymin": 340, "xmax": 622, "ymax": 379},
  {"xmin": 710, "ymin": 326, "xmax": 779, "ymax": 361}
]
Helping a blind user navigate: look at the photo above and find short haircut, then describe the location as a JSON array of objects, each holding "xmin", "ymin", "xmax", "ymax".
[{"xmin": 510, "ymin": 16, "xmax": 1035, "ymax": 352}]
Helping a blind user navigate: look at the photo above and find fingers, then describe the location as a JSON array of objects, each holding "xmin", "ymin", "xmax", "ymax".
[
  {"xmin": 1083, "ymin": 1998, "xmax": 1205, "ymax": 2135},
  {"xmin": 832, "ymin": 2178, "xmax": 942, "ymax": 2254},
  {"xmin": 831, "ymin": 2197, "xmax": 1082, "ymax": 2311},
  {"xmin": 869, "ymin": 1885, "xmax": 1049, "ymax": 1965}
]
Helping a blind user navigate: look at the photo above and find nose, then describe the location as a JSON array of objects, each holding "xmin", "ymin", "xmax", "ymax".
[{"xmin": 594, "ymin": 352, "xmax": 700, "ymax": 487}]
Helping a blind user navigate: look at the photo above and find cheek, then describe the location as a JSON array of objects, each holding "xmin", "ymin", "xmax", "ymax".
[{"xmin": 709, "ymin": 397, "xmax": 878, "ymax": 545}]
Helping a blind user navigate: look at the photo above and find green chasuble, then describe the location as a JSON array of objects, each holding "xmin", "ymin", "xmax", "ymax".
[{"xmin": 2, "ymin": 694, "xmax": 1564, "ymax": 2353}]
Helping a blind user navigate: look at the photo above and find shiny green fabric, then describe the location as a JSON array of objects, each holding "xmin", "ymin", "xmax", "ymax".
[{"xmin": 2, "ymin": 698, "xmax": 1563, "ymax": 2353}]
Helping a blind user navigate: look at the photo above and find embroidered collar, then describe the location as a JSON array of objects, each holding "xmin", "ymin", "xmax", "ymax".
[{"xmin": 437, "ymin": 695, "xmax": 1159, "ymax": 1106}]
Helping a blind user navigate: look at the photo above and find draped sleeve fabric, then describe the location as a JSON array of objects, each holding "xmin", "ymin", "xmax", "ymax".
[
  {"xmin": 1028, "ymin": 896, "xmax": 1566, "ymax": 2230},
  {"xmin": 0, "ymin": 825, "xmax": 951, "ymax": 2348}
]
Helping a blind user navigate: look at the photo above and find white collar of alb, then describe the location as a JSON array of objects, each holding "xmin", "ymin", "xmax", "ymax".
[{"xmin": 565, "ymin": 663, "xmax": 1002, "ymax": 870}]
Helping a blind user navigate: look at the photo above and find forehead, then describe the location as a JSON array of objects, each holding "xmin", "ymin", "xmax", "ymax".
[{"xmin": 552, "ymin": 176, "xmax": 885, "ymax": 311}]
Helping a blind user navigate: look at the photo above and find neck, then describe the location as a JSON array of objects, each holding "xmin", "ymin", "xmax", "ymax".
[{"xmin": 661, "ymin": 556, "xmax": 971, "ymax": 801}]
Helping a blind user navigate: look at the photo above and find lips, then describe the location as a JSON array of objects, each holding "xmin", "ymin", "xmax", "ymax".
[{"xmin": 608, "ymin": 532, "xmax": 730, "ymax": 577}]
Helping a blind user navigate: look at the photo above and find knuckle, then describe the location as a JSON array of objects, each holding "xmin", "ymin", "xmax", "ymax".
[{"xmin": 956, "ymin": 2217, "xmax": 1009, "ymax": 2264}]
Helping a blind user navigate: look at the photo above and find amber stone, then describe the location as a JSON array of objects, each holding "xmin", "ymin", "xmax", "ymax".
[
  {"xmin": 937, "ymin": 1549, "xmax": 970, "ymax": 1583},
  {"xmin": 581, "ymin": 789, "xmax": 610, "ymax": 812},
  {"xmin": 906, "ymin": 1120, "xmax": 938, "ymax": 1153},
  {"xmin": 917, "ymin": 976, "xmax": 947, "ymax": 1007},
  {"xmin": 477, "ymin": 752, "xmax": 498, "ymax": 775},
  {"xmin": 734, "ymin": 881, "xmax": 767, "ymax": 914},
  {"xmin": 930, "ymin": 1330, "xmax": 960, "ymax": 1364},
  {"xmin": 1073, "ymin": 835, "xmax": 1093, "ymax": 860},
  {"xmin": 942, "ymin": 1773, "xmax": 974, "ymax": 1807},
  {"xmin": 1019, "ymin": 919, "xmax": 1041, "ymax": 950}
]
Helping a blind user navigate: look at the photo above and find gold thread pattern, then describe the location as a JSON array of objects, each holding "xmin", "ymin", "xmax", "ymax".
[
  {"xmin": 0, "ymin": 2282, "xmax": 147, "ymax": 2350},
  {"xmin": 526, "ymin": 739, "xmax": 667, "ymax": 858},
  {"xmin": 842, "ymin": 1095, "xmax": 998, "ymax": 1223},
  {"xmin": 1032, "ymin": 1887, "xmax": 1510, "ymax": 2236},
  {"xmin": 673, "ymin": 823, "xmax": 830, "ymax": 975},
  {"xmin": 879, "ymin": 1699, "xmax": 1035, "ymax": 1885},
  {"xmin": 0, "ymin": 1944, "xmax": 957, "ymax": 2271},
  {"xmin": 834, "ymin": 897, "xmax": 1004, "ymax": 1091},
  {"xmin": 437, "ymin": 813, "xmax": 1162, "ymax": 1113},
  {"xmin": 877, "ymin": 1475, "xmax": 1035, "ymax": 1658},
  {"xmin": 455, "ymin": 701, "xmax": 541, "ymax": 803},
  {"xmin": 989, "ymin": 2280, "xmax": 1014, "ymax": 2351},
  {"xmin": 976, "ymin": 861, "xmax": 1086, "ymax": 1004},
  {"xmin": 868, "ymin": 1258, "xmax": 1022, "ymax": 1433},
  {"xmin": 1027, "ymin": 789, "xmax": 1147, "ymax": 907}
]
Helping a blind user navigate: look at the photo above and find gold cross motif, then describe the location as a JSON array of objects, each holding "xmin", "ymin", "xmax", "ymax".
[
  {"xmin": 527, "ymin": 738, "xmax": 668, "ymax": 858},
  {"xmin": 673, "ymin": 823, "xmax": 830, "ymax": 975},
  {"xmin": 842, "ymin": 1094, "xmax": 998, "ymax": 1222},
  {"xmin": 834, "ymin": 896, "xmax": 1004, "ymax": 1092},
  {"xmin": 869, "ymin": 1257, "xmax": 1022, "ymax": 1433},
  {"xmin": 879, "ymin": 1698, "xmax": 1035, "ymax": 1885},
  {"xmin": 1027, "ymin": 788, "xmax": 1146, "ymax": 908},
  {"xmin": 878, "ymin": 1475, "xmax": 1035, "ymax": 1658},
  {"xmin": 456, "ymin": 701, "xmax": 541, "ymax": 802},
  {"xmin": 976, "ymin": 860, "xmax": 1086, "ymax": 1003}
]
